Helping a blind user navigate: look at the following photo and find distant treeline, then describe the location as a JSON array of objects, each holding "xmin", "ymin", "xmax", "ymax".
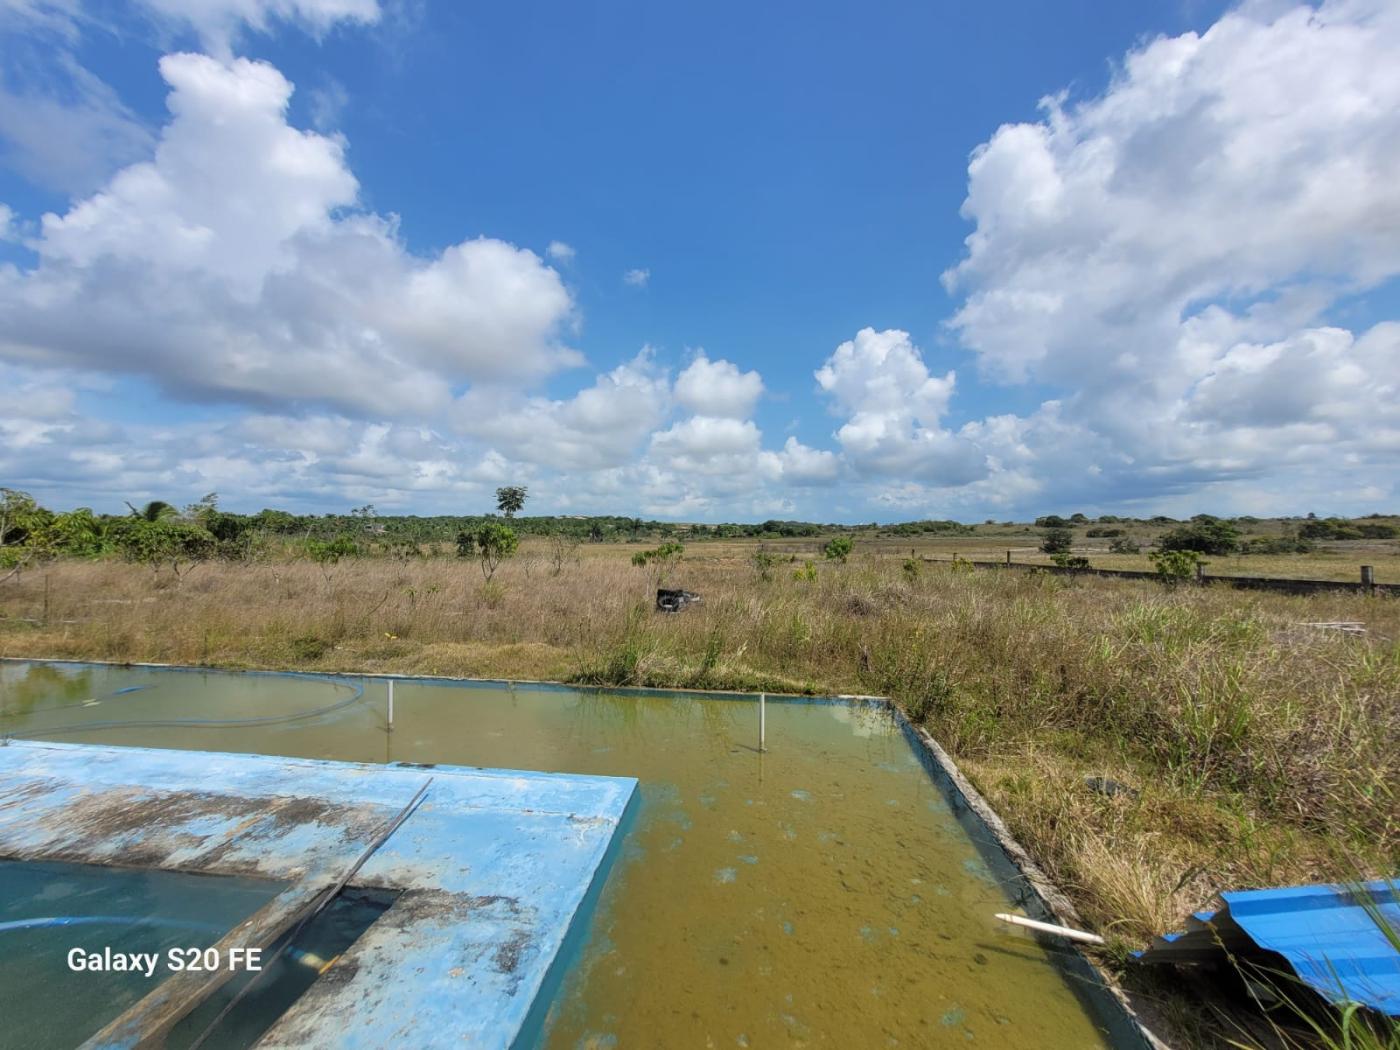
[
  {"xmin": 2, "ymin": 486, "xmax": 1395, "ymax": 578},
  {"xmin": 0, "ymin": 489, "xmax": 863, "ymax": 574}
]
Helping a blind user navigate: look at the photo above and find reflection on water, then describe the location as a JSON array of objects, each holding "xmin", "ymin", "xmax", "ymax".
[{"xmin": 1, "ymin": 662, "xmax": 1115, "ymax": 1048}]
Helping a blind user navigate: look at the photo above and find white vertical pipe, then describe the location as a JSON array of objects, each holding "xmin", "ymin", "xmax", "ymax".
[
  {"xmin": 388, "ymin": 679, "xmax": 395, "ymax": 732},
  {"xmin": 759, "ymin": 692, "xmax": 766, "ymax": 752}
]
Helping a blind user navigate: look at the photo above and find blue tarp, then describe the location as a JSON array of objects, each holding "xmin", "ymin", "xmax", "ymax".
[{"xmin": 1137, "ymin": 880, "xmax": 1400, "ymax": 1017}]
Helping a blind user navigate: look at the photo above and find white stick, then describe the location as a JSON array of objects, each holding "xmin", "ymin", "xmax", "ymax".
[
  {"xmin": 995, "ymin": 913, "xmax": 1104, "ymax": 945},
  {"xmin": 759, "ymin": 692, "xmax": 766, "ymax": 752},
  {"xmin": 387, "ymin": 679, "xmax": 394, "ymax": 732}
]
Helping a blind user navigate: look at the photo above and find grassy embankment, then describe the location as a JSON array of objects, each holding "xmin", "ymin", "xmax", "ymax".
[{"xmin": 2, "ymin": 540, "xmax": 1397, "ymax": 1039}]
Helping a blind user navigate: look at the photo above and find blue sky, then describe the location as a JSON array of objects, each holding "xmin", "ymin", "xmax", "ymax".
[{"xmin": 1, "ymin": 0, "xmax": 1396, "ymax": 521}]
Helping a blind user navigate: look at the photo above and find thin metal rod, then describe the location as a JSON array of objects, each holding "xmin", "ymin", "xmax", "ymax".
[
  {"xmin": 759, "ymin": 692, "xmax": 766, "ymax": 752},
  {"xmin": 188, "ymin": 777, "xmax": 433, "ymax": 1049},
  {"xmin": 387, "ymin": 679, "xmax": 395, "ymax": 731}
]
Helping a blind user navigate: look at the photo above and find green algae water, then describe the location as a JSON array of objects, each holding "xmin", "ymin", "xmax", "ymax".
[{"xmin": 1, "ymin": 662, "xmax": 1118, "ymax": 1048}]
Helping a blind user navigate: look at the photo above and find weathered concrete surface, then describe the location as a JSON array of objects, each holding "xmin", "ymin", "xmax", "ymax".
[{"xmin": 0, "ymin": 739, "xmax": 636, "ymax": 1049}]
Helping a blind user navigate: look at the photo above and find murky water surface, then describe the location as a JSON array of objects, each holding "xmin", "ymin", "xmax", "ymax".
[{"xmin": 1, "ymin": 662, "xmax": 1115, "ymax": 1048}]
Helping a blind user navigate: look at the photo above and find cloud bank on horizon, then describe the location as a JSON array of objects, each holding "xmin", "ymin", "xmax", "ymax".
[{"xmin": 0, "ymin": 0, "xmax": 1397, "ymax": 520}]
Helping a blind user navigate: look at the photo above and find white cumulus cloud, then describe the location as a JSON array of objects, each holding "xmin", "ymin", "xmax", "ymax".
[
  {"xmin": 938, "ymin": 0, "xmax": 1400, "ymax": 508},
  {"xmin": 673, "ymin": 352, "xmax": 764, "ymax": 419},
  {"xmin": 0, "ymin": 53, "xmax": 578, "ymax": 416},
  {"xmin": 815, "ymin": 328, "xmax": 986, "ymax": 485}
]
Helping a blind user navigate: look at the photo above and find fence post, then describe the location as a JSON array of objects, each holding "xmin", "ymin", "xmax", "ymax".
[
  {"xmin": 1361, "ymin": 565, "xmax": 1375, "ymax": 596},
  {"xmin": 759, "ymin": 692, "xmax": 766, "ymax": 753},
  {"xmin": 1195, "ymin": 562, "xmax": 1206, "ymax": 585},
  {"xmin": 1006, "ymin": 550, "xmax": 1011, "ymax": 566},
  {"xmin": 387, "ymin": 679, "xmax": 394, "ymax": 732}
]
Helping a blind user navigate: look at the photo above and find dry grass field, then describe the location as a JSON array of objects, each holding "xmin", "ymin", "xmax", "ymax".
[
  {"xmin": 2, "ymin": 538, "xmax": 1397, "ymax": 1042},
  {"xmin": 820, "ymin": 523, "xmax": 1400, "ymax": 583}
]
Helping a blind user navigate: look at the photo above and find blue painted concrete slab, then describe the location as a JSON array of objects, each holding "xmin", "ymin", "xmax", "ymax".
[
  {"xmin": 1137, "ymin": 881, "xmax": 1400, "ymax": 1017},
  {"xmin": 0, "ymin": 739, "xmax": 637, "ymax": 1048}
]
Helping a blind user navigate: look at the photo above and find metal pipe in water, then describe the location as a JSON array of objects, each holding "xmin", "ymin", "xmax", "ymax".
[{"xmin": 759, "ymin": 692, "xmax": 766, "ymax": 753}]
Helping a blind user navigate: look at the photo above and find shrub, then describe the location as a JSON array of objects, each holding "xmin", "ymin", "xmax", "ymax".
[
  {"xmin": 751, "ymin": 544, "xmax": 778, "ymax": 582},
  {"xmin": 468, "ymin": 522, "xmax": 519, "ymax": 580},
  {"xmin": 548, "ymin": 533, "xmax": 580, "ymax": 576},
  {"xmin": 631, "ymin": 541, "xmax": 684, "ymax": 585},
  {"xmin": 307, "ymin": 536, "xmax": 359, "ymax": 564},
  {"xmin": 1085, "ymin": 527, "xmax": 1124, "ymax": 538},
  {"xmin": 112, "ymin": 518, "xmax": 216, "ymax": 579},
  {"xmin": 822, "ymin": 536, "xmax": 853, "ymax": 563},
  {"xmin": 1050, "ymin": 554, "xmax": 1091, "ymax": 569},
  {"xmin": 1035, "ymin": 515, "xmax": 1070, "ymax": 528},
  {"xmin": 1109, "ymin": 536, "xmax": 1141, "ymax": 554},
  {"xmin": 1150, "ymin": 548, "xmax": 1205, "ymax": 583},
  {"xmin": 1239, "ymin": 536, "xmax": 1315, "ymax": 555},
  {"xmin": 1295, "ymin": 516, "xmax": 1395, "ymax": 540},
  {"xmin": 1158, "ymin": 517, "xmax": 1239, "ymax": 555},
  {"xmin": 792, "ymin": 561, "xmax": 818, "ymax": 582},
  {"xmin": 290, "ymin": 635, "xmax": 329, "ymax": 661},
  {"xmin": 902, "ymin": 557, "xmax": 920, "ymax": 583},
  {"xmin": 1040, "ymin": 527, "xmax": 1074, "ymax": 554}
]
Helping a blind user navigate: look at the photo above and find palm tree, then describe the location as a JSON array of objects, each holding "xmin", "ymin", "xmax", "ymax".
[{"xmin": 125, "ymin": 500, "xmax": 178, "ymax": 522}]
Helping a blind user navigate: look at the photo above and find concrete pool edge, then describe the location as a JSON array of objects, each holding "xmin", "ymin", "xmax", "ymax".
[
  {"xmin": 0, "ymin": 655, "xmax": 888, "ymax": 706},
  {"xmin": 3, "ymin": 657, "xmax": 1170, "ymax": 1047},
  {"xmin": 893, "ymin": 711, "xmax": 1172, "ymax": 1050}
]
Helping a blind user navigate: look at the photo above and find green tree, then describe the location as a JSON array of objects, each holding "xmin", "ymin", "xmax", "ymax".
[
  {"xmin": 125, "ymin": 499, "xmax": 178, "ymax": 522},
  {"xmin": 471, "ymin": 521, "xmax": 519, "ymax": 580},
  {"xmin": 1, "ymin": 489, "xmax": 53, "ymax": 579},
  {"xmin": 495, "ymin": 486, "xmax": 528, "ymax": 518},
  {"xmin": 822, "ymin": 535, "xmax": 853, "ymax": 563},
  {"xmin": 47, "ymin": 509, "xmax": 106, "ymax": 558},
  {"xmin": 185, "ymin": 492, "xmax": 220, "ymax": 519},
  {"xmin": 1040, "ymin": 527, "xmax": 1074, "ymax": 554},
  {"xmin": 111, "ymin": 518, "xmax": 215, "ymax": 579},
  {"xmin": 1158, "ymin": 517, "xmax": 1239, "ymax": 556}
]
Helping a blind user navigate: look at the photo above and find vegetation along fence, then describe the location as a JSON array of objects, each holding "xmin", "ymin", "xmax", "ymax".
[{"xmin": 928, "ymin": 555, "xmax": 1394, "ymax": 597}]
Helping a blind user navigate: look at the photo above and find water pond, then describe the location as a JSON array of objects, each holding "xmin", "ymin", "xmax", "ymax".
[{"xmin": 0, "ymin": 661, "xmax": 1124, "ymax": 1048}]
